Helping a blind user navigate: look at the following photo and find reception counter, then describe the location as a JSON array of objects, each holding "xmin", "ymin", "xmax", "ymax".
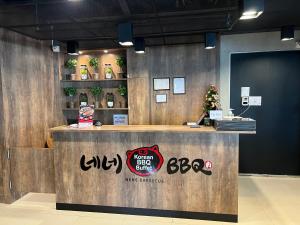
[{"xmin": 51, "ymin": 125, "xmax": 255, "ymax": 222}]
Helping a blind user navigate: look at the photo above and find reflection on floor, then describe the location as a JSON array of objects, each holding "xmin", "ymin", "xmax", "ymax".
[{"xmin": 0, "ymin": 175, "xmax": 299, "ymax": 225}]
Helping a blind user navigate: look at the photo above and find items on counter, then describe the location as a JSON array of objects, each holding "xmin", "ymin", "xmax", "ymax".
[
  {"xmin": 113, "ymin": 114, "xmax": 128, "ymax": 125},
  {"xmin": 78, "ymin": 105, "xmax": 94, "ymax": 128}
]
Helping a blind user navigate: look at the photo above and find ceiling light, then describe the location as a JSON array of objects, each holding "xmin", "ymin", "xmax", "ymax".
[
  {"xmin": 239, "ymin": 0, "xmax": 264, "ymax": 20},
  {"xmin": 104, "ymin": 50, "xmax": 108, "ymax": 53},
  {"xmin": 205, "ymin": 33, "xmax": 216, "ymax": 49},
  {"xmin": 134, "ymin": 37, "xmax": 145, "ymax": 54},
  {"xmin": 118, "ymin": 22, "xmax": 133, "ymax": 47},
  {"xmin": 67, "ymin": 41, "xmax": 79, "ymax": 55},
  {"xmin": 78, "ymin": 51, "xmax": 83, "ymax": 54},
  {"xmin": 281, "ymin": 26, "xmax": 295, "ymax": 41}
]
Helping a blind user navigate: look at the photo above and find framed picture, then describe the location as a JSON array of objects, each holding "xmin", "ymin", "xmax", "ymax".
[
  {"xmin": 156, "ymin": 94, "xmax": 167, "ymax": 103},
  {"xmin": 173, "ymin": 77, "xmax": 186, "ymax": 94},
  {"xmin": 153, "ymin": 78, "xmax": 170, "ymax": 91}
]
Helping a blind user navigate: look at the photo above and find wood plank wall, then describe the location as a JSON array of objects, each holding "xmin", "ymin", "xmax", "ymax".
[
  {"xmin": 0, "ymin": 28, "xmax": 64, "ymax": 202},
  {"xmin": 127, "ymin": 44, "xmax": 219, "ymax": 125}
]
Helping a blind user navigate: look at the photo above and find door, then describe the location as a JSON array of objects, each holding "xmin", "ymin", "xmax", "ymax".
[{"xmin": 230, "ymin": 51, "xmax": 300, "ymax": 175}]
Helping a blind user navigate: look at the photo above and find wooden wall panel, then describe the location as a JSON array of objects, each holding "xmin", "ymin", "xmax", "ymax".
[
  {"xmin": 127, "ymin": 44, "xmax": 219, "ymax": 125},
  {"xmin": 0, "ymin": 28, "xmax": 64, "ymax": 202},
  {"xmin": 127, "ymin": 49, "xmax": 150, "ymax": 124},
  {"xmin": 9, "ymin": 147, "xmax": 55, "ymax": 200}
]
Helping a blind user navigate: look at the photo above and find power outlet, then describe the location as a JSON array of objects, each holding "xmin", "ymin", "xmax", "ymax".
[{"xmin": 249, "ymin": 96, "xmax": 262, "ymax": 106}]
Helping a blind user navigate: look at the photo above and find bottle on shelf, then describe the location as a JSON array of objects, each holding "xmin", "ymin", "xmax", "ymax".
[
  {"xmin": 106, "ymin": 93, "xmax": 114, "ymax": 108},
  {"xmin": 80, "ymin": 65, "xmax": 88, "ymax": 80},
  {"xmin": 79, "ymin": 92, "xmax": 88, "ymax": 106},
  {"xmin": 104, "ymin": 64, "xmax": 113, "ymax": 79}
]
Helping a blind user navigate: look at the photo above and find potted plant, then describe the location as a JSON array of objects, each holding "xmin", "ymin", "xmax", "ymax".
[
  {"xmin": 203, "ymin": 84, "xmax": 220, "ymax": 126},
  {"xmin": 116, "ymin": 56, "xmax": 127, "ymax": 78},
  {"xmin": 65, "ymin": 58, "xmax": 77, "ymax": 80},
  {"xmin": 90, "ymin": 87, "xmax": 102, "ymax": 108},
  {"xmin": 64, "ymin": 87, "xmax": 77, "ymax": 108},
  {"xmin": 89, "ymin": 57, "xmax": 99, "ymax": 80},
  {"xmin": 118, "ymin": 84, "xmax": 127, "ymax": 107}
]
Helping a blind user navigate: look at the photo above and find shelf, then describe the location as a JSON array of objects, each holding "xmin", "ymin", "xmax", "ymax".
[
  {"xmin": 63, "ymin": 108, "xmax": 128, "ymax": 111},
  {"xmin": 61, "ymin": 79, "xmax": 127, "ymax": 82}
]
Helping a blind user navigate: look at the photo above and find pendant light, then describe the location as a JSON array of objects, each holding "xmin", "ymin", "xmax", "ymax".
[
  {"xmin": 240, "ymin": 0, "xmax": 264, "ymax": 20},
  {"xmin": 281, "ymin": 26, "xmax": 294, "ymax": 41},
  {"xmin": 205, "ymin": 33, "xmax": 216, "ymax": 49},
  {"xmin": 134, "ymin": 37, "xmax": 145, "ymax": 54},
  {"xmin": 118, "ymin": 22, "xmax": 134, "ymax": 46},
  {"xmin": 67, "ymin": 41, "xmax": 79, "ymax": 55}
]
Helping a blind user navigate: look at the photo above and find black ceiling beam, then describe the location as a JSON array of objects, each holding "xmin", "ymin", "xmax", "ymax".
[
  {"xmin": 118, "ymin": 0, "xmax": 131, "ymax": 17},
  {"xmin": 3, "ymin": 6, "xmax": 238, "ymax": 29},
  {"xmin": 151, "ymin": 0, "xmax": 166, "ymax": 45}
]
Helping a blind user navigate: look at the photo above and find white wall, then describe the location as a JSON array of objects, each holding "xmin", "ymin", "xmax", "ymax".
[{"xmin": 220, "ymin": 30, "xmax": 300, "ymax": 114}]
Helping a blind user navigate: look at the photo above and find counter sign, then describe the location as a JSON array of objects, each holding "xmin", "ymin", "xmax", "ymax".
[{"xmin": 126, "ymin": 145, "xmax": 164, "ymax": 177}]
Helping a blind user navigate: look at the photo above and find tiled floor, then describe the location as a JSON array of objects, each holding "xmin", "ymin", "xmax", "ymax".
[{"xmin": 0, "ymin": 175, "xmax": 299, "ymax": 225}]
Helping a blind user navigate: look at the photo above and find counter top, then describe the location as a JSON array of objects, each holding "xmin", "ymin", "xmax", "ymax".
[{"xmin": 50, "ymin": 125, "xmax": 255, "ymax": 134}]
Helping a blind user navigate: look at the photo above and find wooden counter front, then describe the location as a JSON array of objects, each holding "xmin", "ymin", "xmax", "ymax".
[{"xmin": 51, "ymin": 125, "xmax": 252, "ymax": 222}]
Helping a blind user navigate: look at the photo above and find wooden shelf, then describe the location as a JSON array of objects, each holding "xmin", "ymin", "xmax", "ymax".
[
  {"xmin": 63, "ymin": 108, "xmax": 128, "ymax": 111},
  {"xmin": 61, "ymin": 79, "xmax": 127, "ymax": 82}
]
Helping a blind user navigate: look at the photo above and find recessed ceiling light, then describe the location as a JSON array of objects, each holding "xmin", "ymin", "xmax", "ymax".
[
  {"xmin": 118, "ymin": 22, "xmax": 134, "ymax": 47},
  {"xmin": 104, "ymin": 50, "xmax": 108, "ymax": 53},
  {"xmin": 281, "ymin": 26, "xmax": 295, "ymax": 41},
  {"xmin": 205, "ymin": 33, "xmax": 217, "ymax": 50},
  {"xmin": 78, "ymin": 51, "xmax": 83, "ymax": 54},
  {"xmin": 134, "ymin": 37, "xmax": 145, "ymax": 54},
  {"xmin": 67, "ymin": 41, "xmax": 79, "ymax": 55},
  {"xmin": 239, "ymin": 0, "xmax": 264, "ymax": 20}
]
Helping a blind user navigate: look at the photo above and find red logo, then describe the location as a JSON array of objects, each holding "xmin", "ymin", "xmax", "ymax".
[
  {"xmin": 126, "ymin": 145, "xmax": 164, "ymax": 177},
  {"xmin": 205, "ymin": 160, "xmax": 212, "ymax": 169}
]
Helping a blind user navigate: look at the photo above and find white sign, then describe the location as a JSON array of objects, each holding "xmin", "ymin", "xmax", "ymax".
[
  {"xmin": 156, "ymin": 94, "xmax": 167, "ymax": 103},
  {"xmin": 249, "ymin": 96, "xmax": 262, "ymax": 106},
  {"xmin": 241, "ymin": 87, "xmax": 250, "ymax": 97},
  {"xmin": 209, "ymin": 110, "xmax": 223, "ymax": 120},
  {"xmin": 113, "ymin": 114, "xmax": 128, "ymax": 125},
  {"xmin": 173, "ymin": 77, "xmax": 185, "ymax": 94},
  {"xmin": 153, "ymin": 78, "xmax": 170, "ymax": 90}
]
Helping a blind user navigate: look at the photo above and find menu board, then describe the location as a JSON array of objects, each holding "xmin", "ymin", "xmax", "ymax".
[{"xmin": 78, "ymin": 105, "xmax": 94, "ymax": 128}]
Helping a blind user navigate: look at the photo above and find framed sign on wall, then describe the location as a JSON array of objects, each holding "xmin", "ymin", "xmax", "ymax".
[
  {"xmin": 156, "ymin": 94, "xmax": 167, "ymax": 103},
  {"xmin": 173, "ymin": 77, "xmax": 186, "ymax": 94},
  {"xmin": 153, "ymin": 78, "xmax": 170, "ymax": 91}
]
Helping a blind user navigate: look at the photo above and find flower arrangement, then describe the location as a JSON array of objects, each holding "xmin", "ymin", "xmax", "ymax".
[
  {"xmin": 89, "ymin": 57, "xmax": 99, "ymax": 71},
  {"xmin": 203, "ymin": 84, "xmax": 220, "ymax": 114},
  {"xmin": 65, "ymin": 58, "xmax": 77, "ymax": 72}
]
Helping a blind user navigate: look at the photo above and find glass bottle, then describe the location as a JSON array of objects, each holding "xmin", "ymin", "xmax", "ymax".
[
  {"xmin": 80, "ymin": 65, "xmax": 88, "ymax": 80},
  {"xmin": 79, "ymin": 93, "xmax": 88, "ymax": 106},
  {"xmin": 104, "ymin": 64, "xmax": 113, "ymax": 79},
  {"xmin": 106, "ymin": 93, "xmax": 114, "ymax": 108}
]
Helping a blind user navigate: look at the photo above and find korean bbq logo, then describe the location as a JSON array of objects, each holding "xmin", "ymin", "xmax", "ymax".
[{"xmin": 126, "ymin": 145, "xmax": 164, "ymax": 177}]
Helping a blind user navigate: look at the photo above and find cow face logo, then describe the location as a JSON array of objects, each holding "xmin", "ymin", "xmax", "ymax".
[{"xmin": 126, "ymin": 145, "xmax": 164, "ymax": 177}]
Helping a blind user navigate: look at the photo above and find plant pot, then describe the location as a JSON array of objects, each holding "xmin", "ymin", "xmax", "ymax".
[
  {"xmin": 118, "ymin": 72, "xmax": 127, "ymax": 78},
  {"xmin": 93, "ymin": 73, "xmax": 99, "ymax": 80},
  {"xmin": 65, "ymin": 74, "xmax": 71, "ymax": 80},
  {"xmin": 94, "ymin": 101, "xmax": 100, "ymax": 108},
  {"xmin": 70, "ymin": 74, "xmax": 76, "ymax": 80},
  {"xmin": 67, "ymin": 101, "xmax": 75, "ymax": 108}
]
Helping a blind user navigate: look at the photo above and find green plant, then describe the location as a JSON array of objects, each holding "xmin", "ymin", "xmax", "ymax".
[
  {"xmin": 203, "ymin": 84, "xmax": 220, "ymax": 113},
  {"xmin": 89, "ymin": 57, "xmax": 99, "ymax": 70},
  {"xmin": 118, "ymin": 84, "xmax": 127, "ymax": 96},
  {"xmin": 116, "ymin": 56, "xmax": 126, "ymax": 68},
  {"xmin": 65, "ymin": 58, "xmax": 77, "ymax": 71},
  {"xmin": 64, "ymin": 87, "xmax": 77, "ymax": 97},
  {"xmin": 90, "ymin": 87, "xmax": 102, "ymax": 99}
]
